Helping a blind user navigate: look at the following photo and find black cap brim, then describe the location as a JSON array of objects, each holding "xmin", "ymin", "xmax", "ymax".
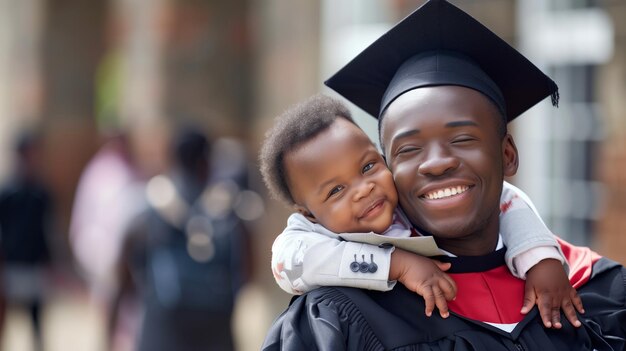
[{"xmin": 324, "ymin": 0, "xmax": 558, "ymax": 122}]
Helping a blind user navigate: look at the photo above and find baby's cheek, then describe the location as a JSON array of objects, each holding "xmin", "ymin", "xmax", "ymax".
[{"xmin": 323, "ymin": 206, "xmax": 355, "ymax": 233}]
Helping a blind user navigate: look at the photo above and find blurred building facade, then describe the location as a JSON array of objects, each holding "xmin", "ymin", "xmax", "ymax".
[{"xmin": 0, "ymin": 0, "xmax": 624, "ymax": 350}]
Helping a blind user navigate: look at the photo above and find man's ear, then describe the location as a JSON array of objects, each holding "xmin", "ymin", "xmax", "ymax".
[
  {"xmin": 294, "ymin": 204, "xmax": 317, "ymax": 223},
  {"xmin": 502, "ymin": 134, "xmax": 519, "ymax": 177}
]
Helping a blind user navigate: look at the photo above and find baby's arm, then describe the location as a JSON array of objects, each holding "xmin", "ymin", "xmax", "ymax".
[
  {"xmin": 272, "ymin": 213, "xmax": 456, "ymax": 317},
  {"xmin": 271, "ymin": 213, "xmax": 395, "ymax": 295},
  {"xmin": 500, "ymin": 181, "xmax": 566, "ymax": 278},
  {"xmin": 500, "ymin": 181, "xmax": 583, "ymax": 329}
]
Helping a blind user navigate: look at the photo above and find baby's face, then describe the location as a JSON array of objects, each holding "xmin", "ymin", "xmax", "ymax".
[{"xmin": 285, "ymin": 118, "xmax": 398, "ymax": 234}]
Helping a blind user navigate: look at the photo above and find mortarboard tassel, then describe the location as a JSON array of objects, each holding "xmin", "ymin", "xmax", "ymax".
[{"xmin": 551, "ymin": 87, "xmax": 560, "ymax": 108}]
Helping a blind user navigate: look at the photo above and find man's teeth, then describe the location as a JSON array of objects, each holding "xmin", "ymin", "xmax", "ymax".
[{"xmin": 424, "ymin": 186, "xmax": 469, "ymax": 200}]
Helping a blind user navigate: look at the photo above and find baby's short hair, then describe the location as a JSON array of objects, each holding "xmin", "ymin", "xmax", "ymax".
[{"xmin": 259, "ymin": 94, "xmax": 355, "ymax": 205}]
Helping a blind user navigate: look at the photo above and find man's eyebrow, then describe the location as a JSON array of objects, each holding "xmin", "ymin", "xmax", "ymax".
[
  {"xmin": 446, "ymin": 120, "xmax": 479, "ymax": 128},
  {"xmin": 391, "ymin": 129, "xmax": 420, "ymax": 143}
]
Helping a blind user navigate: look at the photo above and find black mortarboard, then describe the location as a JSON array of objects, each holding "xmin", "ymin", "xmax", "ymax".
[{"xmin": 324, "ymin": 0, "xmax": 559, "ymax": 122}]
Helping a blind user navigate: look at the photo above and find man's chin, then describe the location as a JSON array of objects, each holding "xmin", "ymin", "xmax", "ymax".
[{"xmin": 415, "ymin": 219, "xmax": 475, "ymax": 240}]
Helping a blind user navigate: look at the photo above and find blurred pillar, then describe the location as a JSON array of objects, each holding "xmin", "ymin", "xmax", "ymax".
[
  {"xmin": 596, "ymin": 2, "xmax": 626, "ymax": 264},
  {"xmin": 252, "ymin": 0, "xmax": 321, "ymax": 129},
  {"xmin": 0, "ymin": 0, "xmax": 44, "ymax": 181},
  {"xmin": 160, "ymin": 0, "xmax": 252, "ymax": 138},
  {"xmin": 113, "ymin": 0, "xmax": 170, "ymax": 177},
  {"xmin": 115, "ymin": 0, "xmax": 166, "ymax": 126},
  {"xmin": 248, "ymin": 0, "xmax": 321, "ymax": 349},
  {"xmin": 39, "ymin": 0, "xmax": 107, "ymax": 248},
  {"xmin": 112, "ymin": 0, "xmax": 254, "ymax": 177},
  {"xmin": 251, "ymin": 0, "xmax": 322, "ymax": 280}
]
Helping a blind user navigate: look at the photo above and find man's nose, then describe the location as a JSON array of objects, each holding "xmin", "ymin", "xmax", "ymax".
[{"xmin": 417, "ymin": 145, "xmax": 460, "ymax": 176}]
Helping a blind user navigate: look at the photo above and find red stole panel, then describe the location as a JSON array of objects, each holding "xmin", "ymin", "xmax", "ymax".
[
  {"xmin": 447, "ymin": 265, "xmax": 525, "ymax": 324},
  {"xmin": 557, "ymin": 237, "xmax": 601, "ymax": 288},
  {"xmin": 445, "ymin": 238, "xmax": 600, "ymax": 324}
]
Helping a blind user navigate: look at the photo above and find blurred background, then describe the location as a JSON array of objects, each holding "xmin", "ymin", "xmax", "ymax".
[{"xmin": 0, "ymin": 0, "xmax": 624, "ymax": 350}]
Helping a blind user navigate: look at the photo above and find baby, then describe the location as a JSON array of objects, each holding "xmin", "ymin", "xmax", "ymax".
[{"xmin": 259, "ymin": 94, "xmax": 584, "ymax": 328}]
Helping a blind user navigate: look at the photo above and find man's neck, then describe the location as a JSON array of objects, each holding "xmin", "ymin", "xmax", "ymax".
[
  {"xmin": 432, "ymin": 214, "xmax": 500, "ymax": 256},
  {"xmin": 438, "ymin": 235, "xmax": 502, "ymax": 256}
]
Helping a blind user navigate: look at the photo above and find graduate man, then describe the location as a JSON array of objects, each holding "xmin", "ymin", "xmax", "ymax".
[{"xmin": 262, "ymin": 1, "xmax": 626, "ymax": 350}]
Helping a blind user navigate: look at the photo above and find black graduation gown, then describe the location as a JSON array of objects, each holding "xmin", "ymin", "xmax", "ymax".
[{"xmin": 262, "ymin": 242, "xmax": 626, "ymax": 351}]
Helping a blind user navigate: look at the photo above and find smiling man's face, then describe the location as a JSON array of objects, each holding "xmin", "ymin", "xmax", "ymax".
[{"xmin": 380, "ymin": 85, "xmax": 519, "ymax": 255}]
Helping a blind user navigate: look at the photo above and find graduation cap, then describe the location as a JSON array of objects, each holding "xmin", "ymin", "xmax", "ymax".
[{"xmin": 324, "ymin": 0, "xmax": 559, "ymax": 122}]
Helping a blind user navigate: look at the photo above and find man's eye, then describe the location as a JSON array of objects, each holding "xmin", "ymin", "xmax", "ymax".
[
  {"xmin": 328, "ymin": 185, "xmax": 345, "ymax": 198},
  {"xmin": 362, "ymin": 162, "xmax": 375, "ymax": 173},
  {"xmin": 451, "ymin": 136, "xmax": 476, "ymax": 144},
  {"xmin": 396, "ymin": 146, "xmax": 420, "ymax": 155}
]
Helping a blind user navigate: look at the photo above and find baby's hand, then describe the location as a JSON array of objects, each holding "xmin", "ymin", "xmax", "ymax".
[
  {"xmin": 390, "ymin": 249, "xmax": 457, "ymax": 318},
  {"xmin": 521, "ymin": 258, "xmax": 584, "ymax": 329}
]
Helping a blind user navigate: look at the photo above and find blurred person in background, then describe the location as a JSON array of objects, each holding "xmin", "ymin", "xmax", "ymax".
[
  {"xmin": 68, "ymin": 130, "xmax": 147, "ymax": 351},
  {"xmin": 0, "ymin": 130, "xmax": 54, "ymax": 351},
  {"xmin": 109, "ymin": 125, "xmax": 252, "ymax": 351},
  {"xmin": 69, "ymin": 131, "xmax": 146, "ymax": 300}
]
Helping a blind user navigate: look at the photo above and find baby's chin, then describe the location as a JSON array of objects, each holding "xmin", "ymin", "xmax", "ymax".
[
  {"xmin": 370, "ymin": 211, "xmax": 396, "ymax": 234},
  {"xmin": 368, "ymin": 224, "xmax": 393, "ymax": 235},
  {"xmin": 324, "ymin": 209, "xmax": 395, "ymax": 235},
  {"xmin": 352, "ymin": 217, "xmax": 395, "ymax": 235}
]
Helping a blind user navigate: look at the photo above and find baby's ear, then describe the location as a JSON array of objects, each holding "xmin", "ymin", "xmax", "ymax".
[{"xmin": 294, "ymin": 205, "xmax": 317, "ymax": 223}]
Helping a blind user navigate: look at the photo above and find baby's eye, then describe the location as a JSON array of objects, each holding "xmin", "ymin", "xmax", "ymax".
[
  {"xmin": 362, "ymin": 162, "xmax": 375, "ymax": 173},
  {"xmin": 328, "ymin": 185, "xmax": 345, "ymax": 198}
]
